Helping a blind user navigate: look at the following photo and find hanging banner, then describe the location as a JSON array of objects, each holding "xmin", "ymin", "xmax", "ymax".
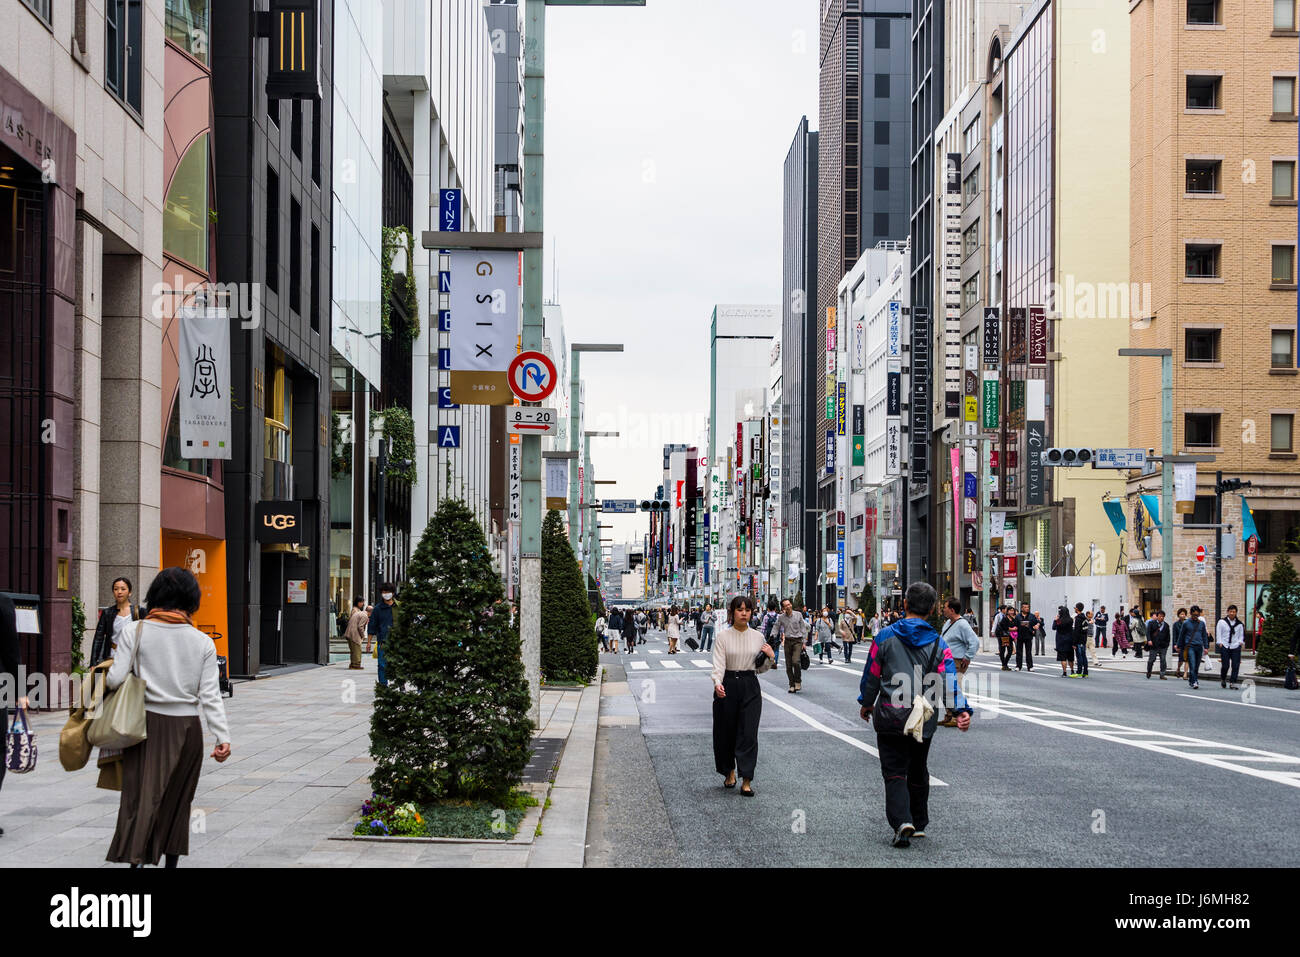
[
  {"xmin": 1029, "ymin": 305, "xmax": 1048, "ymax": 366},
  {"xmin": 177, "ymin": 305, "xmax": 233, "ymax": 459},
  {"xmin": 510, "ymin": 444, "xmax": 523, "ymax": 519},
  {"xmin": 983, "ymin": 308, "xmax": 1001, "ymax": 366},
  {"xmin": 885, "ymin": 417, "xmax": 902, "ymax": 476},
  {"xmin": 545, "ymin": 456, "xmax": 566, "ymax": 511},
  {"xmin": 1026, "ymin": 420, "xmax": 1046, "ymax": 506},
  {"xmin": 982, "ymin": 373, "xmax": 1000, "ymax": 430},
  {"xmin": 881, "ymin": 538, "xmax": 898, "ymax": 574},
  {"xmin": 887, "ymin": 301, "xmax": 902, "ymax": 358},
  {"xmin": 837, "ymin": 382, "xmax": 847, "ymax": 436},
  {"xmin": 910, "ymin": 307, "xmax": 931, "ymax": 481},
  {"xmin": 1174, "ymin": 463, "xmax": 1197, "ymax": 513},
  {"xmin": 825, "ymin": 429, "xmax": 836, "ymax": 476},
  {"xmin": 887, "ymin": 369, "xmax": 902, "ymax": 416},
  {"xmin": 448, "ymin": 249, "xmax": 519, "ymax": 404},
  {"xmin": 951, "ymin": 447, "xmax": 961, "ymax": 537}
]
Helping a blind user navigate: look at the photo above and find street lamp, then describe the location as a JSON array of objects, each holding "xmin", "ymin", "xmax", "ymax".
[
  {"xmin": 571, "ymin": 347, "xmax": 624, "ymax": 556},
  {"xmin": 582, "ymin": 430, "xmax": 619, "ymax": 579}
]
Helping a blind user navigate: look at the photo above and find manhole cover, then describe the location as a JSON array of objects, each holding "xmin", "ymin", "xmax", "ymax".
[{"xmin": 521, "ymin": 738, "xmax": 564, "ymax": 784}]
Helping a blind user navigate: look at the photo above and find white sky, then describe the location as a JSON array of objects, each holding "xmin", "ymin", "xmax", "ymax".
[{"xmin": 541, "ymin": 0, "xmax": 819, "ymax": 554}]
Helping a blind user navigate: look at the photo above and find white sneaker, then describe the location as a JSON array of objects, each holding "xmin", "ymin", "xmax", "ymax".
[{"xmin": 892, "ymin": 823, "xmax": 915, "ymax": 847}]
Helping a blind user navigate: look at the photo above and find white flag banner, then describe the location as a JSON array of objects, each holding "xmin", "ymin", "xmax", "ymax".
[
  {"xmin": 177, "ymin": 305, "xmax": 232, "ymax": 459},
  {"xmin": 448, "ymin": 249, "xmax": 519, "ymax": 405},
  {"xmin": 1174, "ymin": 463, "xmax": 1197, "ymax": 513}
]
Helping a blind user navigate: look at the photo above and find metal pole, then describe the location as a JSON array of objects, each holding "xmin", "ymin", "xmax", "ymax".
[
  {"xmin": 520, "ymin": 0, "xmax": 546, "ymax": 724},
  {"xmin": 569, "ymin": 350, "xmax": 581, "ymax": 551},
  {"xmin": 375, "ymin": 436, "xmax": 387, "ymax": 606},
  {"xmin": 1214, "ymin": 469, "xmax": 1222, "ymax": 627},
  {"xmin": 1160, "ymin": 353, "xmax": 1174, "ymax": 612}
]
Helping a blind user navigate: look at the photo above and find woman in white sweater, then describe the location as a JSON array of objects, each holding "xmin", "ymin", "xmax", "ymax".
[
  {"xmin": 711, "ymin": 595, "xmax": 775, "ymax": 796},
  {"xmin": 105, "ymin": 567, "xmax": 231, "ymax": 867}
]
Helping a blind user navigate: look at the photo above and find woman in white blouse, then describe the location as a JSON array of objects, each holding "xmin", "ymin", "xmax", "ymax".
[
  {"xmin": 666, "ymin": 607, "xmax": 682, "ymax": 654},
  {"xmin": 711, "ymin": 595, "xmax": 775, "ymax": 796}
]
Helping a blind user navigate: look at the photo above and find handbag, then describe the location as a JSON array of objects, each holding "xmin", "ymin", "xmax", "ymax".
[
  {"xmin": 799, "ymin": 649, "xmax": 810, "ymax": 670},
  {"xmin": 59, "ymin": 661, "xmax": 112, "ymax": 771},
  {"xmin": 1285, "ymin": 663, "xmax": 1299, "ymax": 691},
  {"xmin": 87, "ymin": 620, "xmax": 148, "ymax": 751},
  {"xmin": 5, "ymin": 707, "xmax": 37, "ymax": 774}
]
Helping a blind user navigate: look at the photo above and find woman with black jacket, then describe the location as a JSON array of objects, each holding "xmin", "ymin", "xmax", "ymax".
[
  {"xmin": 1054, "ymin": 606, "xmax": 1076, "ymax": 676},
  {"xmin": 90, "ymin": 577, "xmax": 141, "ymax": 667}
]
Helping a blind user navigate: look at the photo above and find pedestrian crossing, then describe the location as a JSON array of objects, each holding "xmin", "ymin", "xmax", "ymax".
[
  {"xmin": 619, "ymin": 656, "xmax": 715, "ymax": 672},
  {"xmin": 965, "ymin": 690, "xmax": 1300, "ymax": 789}
]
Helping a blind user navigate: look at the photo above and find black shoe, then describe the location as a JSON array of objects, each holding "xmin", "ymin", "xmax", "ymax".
[
  {"xmin": 892, "ymin": 824, "xmax": 914, "ymax": 848},
  {"xmin": 1221, "ymin": 681, "xmax": 1227, "ymax": 688}
]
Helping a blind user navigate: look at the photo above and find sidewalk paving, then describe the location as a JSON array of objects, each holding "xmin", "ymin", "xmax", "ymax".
[{"xmin": 0, "ymin": 658, "xmax": 601, "ymax": 867}]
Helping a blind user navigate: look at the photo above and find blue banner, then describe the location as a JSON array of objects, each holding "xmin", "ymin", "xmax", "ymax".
[
  {"xmin": 1241, "ymin": 496, "xmax": 1258, "ymax": 542},
  {"xmin": 837, "ymin": 540, "xmax": 845, "ymax": 587},
  {"xmin": 1139, "ymin": 494, "xmax": 1161, "ymax": 529},
  {"xmin": 440, "ymin": 189, "xmax": 462, "ymax": 232},
  {"xmin": 1103, "ymin": 500, "xmax": 1127, "ymax": 537}
]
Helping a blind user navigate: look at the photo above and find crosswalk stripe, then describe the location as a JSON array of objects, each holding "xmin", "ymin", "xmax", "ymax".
[
  {"xmin": 662, "ymin": 660, "xmax": 682, "ymax": 669},
  {"xmin": 629, "ymin": 661, "xmax": 649, "ymax": 670},
  {"xmin": 692, "ymin": 659, "xmax": 713, "ymax": 668},
  {"xmin": 966, "ymin": 690, "xmax": 1300, "ymax": 789},
  {"xmin": 649, "ymin": 649, "xmax": 663, "ymax": 654}
]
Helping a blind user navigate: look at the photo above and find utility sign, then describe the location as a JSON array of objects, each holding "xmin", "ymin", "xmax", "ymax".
[
  {"xmin": 1094, "ymin": 448, "xmax": 1147, "ymax": 470},
  {"xmin": 601, "ymin": 499, "xmax": 639, "ymax": 514},
  {"xmin": 505, "ymin": 406, "xmax": 557, "ymax": 435}
]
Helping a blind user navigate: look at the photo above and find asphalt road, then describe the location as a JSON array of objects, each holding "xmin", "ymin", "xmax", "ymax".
[{"xmin": 585, "ymin": 625, "xmax": 1300, "ymax": 867}]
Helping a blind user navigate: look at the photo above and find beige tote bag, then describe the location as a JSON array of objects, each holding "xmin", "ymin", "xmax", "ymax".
[{"xmin": 87, "ymin": 621, "xmax": 148, "ymax": 750}]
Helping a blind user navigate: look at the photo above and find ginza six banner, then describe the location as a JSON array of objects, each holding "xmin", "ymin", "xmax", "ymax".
[
  {"xmin": 177, "ymin": 305, "xmax": 232, "ymax": 459},
  {"xmin": 448, "ymin": 249, "xmax": 520, "ymax": 404}
]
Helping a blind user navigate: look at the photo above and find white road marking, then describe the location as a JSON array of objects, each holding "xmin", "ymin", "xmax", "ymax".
[
  {"xmin": 629, "ymin": 661, "xmax": 649, "ymax": 671},
  {"xmin": 760, "ymin": 691, "xmax": 947, "ymax": 786},
  {"xmin": 691, "ymin": 659, "xmax": 713, "ymax": 668},
  {"xmin": 661, "ymin": 660, "xmax": 683, "ymax": 670},
  {"xmin": 966, "ymin": 690, "xmax": 1300, "ymax": 789},
  {"xmin": 649, "ymin": 649, "xmax": 663, "ymax": 654},
  {"xmin": 1175, "ymin": 694, "xmax": 1300, "ymax": 716}
]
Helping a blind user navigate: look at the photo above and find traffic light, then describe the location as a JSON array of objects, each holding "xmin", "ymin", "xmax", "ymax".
[
  {"xmin": 1040, "ymin": 447, "xmax": 1093, "ymax": 467},
  {"xmin": 640, "ymin": 500, "xmax": 670, "ymax": 511},
  {"xmin": 1024, "ymin": 556, "xmax": 1035, "ymax": 578},
  {"xmin": 1216, "ymin": 477, "xmax": 1252, "ymax": 494}
]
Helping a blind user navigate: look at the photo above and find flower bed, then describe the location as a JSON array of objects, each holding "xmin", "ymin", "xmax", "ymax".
[{"xmin": 354, "ymin": 790, "xmax": 538, "ymax": 841}]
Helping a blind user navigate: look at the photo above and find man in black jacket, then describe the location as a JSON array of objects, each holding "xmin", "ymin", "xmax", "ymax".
[
  {"xmin": 1146, "ymin": 609, "xmax": 1171, "ymax": 679},
  {"xmin": 1014, "ymin": 602, "xmax": 1038, "ymax": 671},
  {"xmin": 1072, "ymin": 603, "xmax": 1090, "ymax": 677}
]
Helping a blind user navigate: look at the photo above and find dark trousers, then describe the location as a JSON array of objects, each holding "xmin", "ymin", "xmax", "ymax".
[
  {"xmin": 713, "ymin": 671, "xmax": 761, "ymax": 780},
  {"xmin": 1187, "ymin": 645, "xmax": 1204, "ymax": 686},
  {"xmin": 1220, "ymin": 646, "xmax": 1242, "ymax": 683},
  {"xmin": 998, "ymin": 641, "xmax": 1013, "ymax": 668},
  {"xmin": 1016, "ymin": 637, "xmax": 1033, "ymax": 669},
  {"xmin": 877, "ymin": 732, "xmax": 932, "ymax": 831},
  {"xmin": 1147, "ymin": 645, "xmax": 1168, "ymax": 677},
  {"xmin": 1074, "ymin": 643, "xmax": 1089, "ymax": 675},
  {"xmin": 700, "ymin": 626, "xmax": 715, "ymax": 652},
  {"xmin": 784, "ymin": 638, "xmax": 803, "ymax": 687},
  {"xmin": 844, "ymin": 640, "xmax": 854, "ymax": 663},
  {"xmin": 0, "ymin": 706, "xmax": 6, "ymax": 794}
]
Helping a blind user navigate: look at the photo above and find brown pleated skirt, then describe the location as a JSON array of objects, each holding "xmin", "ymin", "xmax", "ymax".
[{"xmin": 106, "ymin": 712, "xmax": 204, "ymax": 865}]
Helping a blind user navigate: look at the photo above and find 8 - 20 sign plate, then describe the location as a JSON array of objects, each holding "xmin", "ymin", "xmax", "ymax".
[{"xmin": 507, "ymin": 406, "xmax": 558, "ymax": 436}]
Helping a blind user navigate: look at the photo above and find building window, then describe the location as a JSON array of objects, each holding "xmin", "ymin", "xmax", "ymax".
[
  {"xmin": 291, "ymin": 101, "xmax": 303, "ymax": 159},
  {"xmin": 1182, "ymin": 495, "xmax": 1216, "ymax": 526},
  {"xmin": 873, "ymin": 212, "xmax": 889, "ymax": 237},
  {"xmin": 1275, "ymin": 77, "xmax": 1297, "ymax": 117},
  {"xmin": 310, "ymin": 224, "xmax": 320, "ymax": 333},
  {"xmin": 963, "ymin": 118, "xmax": 981, "ymax": 156},
  {"xmin": 874, "ymin": 167, "xmax": 889, "ymax": 190},
  {"xmin": 289, "ymin": 197, "xmax": 302, "ymax": 314},
  {"xmin": 874, "ymin": 121, "xmax": 889, "ymax": 145},
  {"xmin": 1185, "ymin": 158, "xmax": 1221, "ymax": 193},
  {"xmin": 1186, "ymin": 75, "xmax": 1222, "ymax": 110},
  {"xmin": 962, "ymin": 275, "xmax": 979, "ymax": 310},
  {"xmin": 1256, "ymin": 509, "xmax": 1300, "ymax": 552},
  {"xmin": 1185, "ymin": 328, "xmax": 1220, "ymax": 362},
  {"xmin": 875, "ymin": 73, "xmax": 890, "ymax": 98},
  {"xmin": 1273, "ymin": 414, "xmax": 1295, "ymax": 452},
  {"xmin": 1273, "ymin": 244, "xmax": 1296, "ymax": 284},
  {"xmin": 163, "ymin": 133, "xmax": 209, "ymax": 268},
  {"xmin": 21, "ymin": 0, "xmax": 52, "ymax": 24},
  {"xmin": 106, "ymin": 0, "xmax": 143, "ymax": 114},
  {"xmin": 164, "ymin": 0, "xmax": 209, "ymax": 64},
  {"xmin": 1273, "ymin": 329, "xmax": 1296, "ymax": 367},
  {"xmin": 1186, "ymin": 0, "xmax": 1220, "ymax": 24},
  {"xmin": 1274, "ymin": 161, "xmax": 1297, "ymax": 200},
  {"xmin": 875, "ymin": 18, "xmax": 890, "ymax": 48},
  {"xmin": 311, "ymin": 99, "xmax": 322, "ymax": 186},
  {"xmin": 1278, "ymin": 0, "xmax": 1297, "ymax": 31},
  {"xmin": 1185, "ymin": 243, "xmax": 1221, "ymax": 278},
  {"xmin": 963, "ymin": 166, "xmax": 979, "ymax": 204},
  {"xmin": 265, "ymin": 166, "xmax": 279, "ymax": 292},
  {"xmin": 1185, "ymin": 412, "xmax": 1220, "ymax": 447},
  {"xmin": 963, "ymin": 220, "xmax": 979, "ymax": 258}
]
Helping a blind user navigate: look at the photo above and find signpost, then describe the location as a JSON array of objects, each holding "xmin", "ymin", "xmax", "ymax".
[{"xmin": 506, "ymin": 406, "xmax": 558, "ymax": 436}]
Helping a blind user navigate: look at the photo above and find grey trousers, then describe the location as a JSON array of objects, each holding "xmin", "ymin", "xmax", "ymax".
[{"xmin": 784, "ymin": 637, "xmax": 804, "ymax": 687}]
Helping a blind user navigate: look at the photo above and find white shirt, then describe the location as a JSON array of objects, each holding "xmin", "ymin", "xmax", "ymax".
[
  {"xmin": 1216, "ymin": 616, "xmax": 1245, "ymax": 649},
  {"xmin": 106, "ymin": 620, "xmax": 231, "ymax": 743},
  {"xmin": 111, "ymin": 611, "xmax": 133, "ymax": 648},
  {"xmin": 710, "ymin": 625, "xmax": 775, "ymax": 687}
]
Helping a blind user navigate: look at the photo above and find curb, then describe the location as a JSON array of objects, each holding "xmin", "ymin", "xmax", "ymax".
[{"xmin": 528, "ymin": 679, "xmax": 601, "ymax": 867}]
